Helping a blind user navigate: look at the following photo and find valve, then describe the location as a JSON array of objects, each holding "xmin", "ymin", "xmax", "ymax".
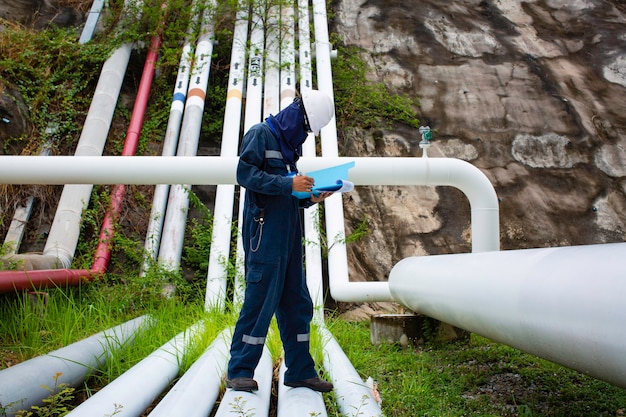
[{"xmin": 418, "ymin": 126, "xmax": 432, "ymax": 156}]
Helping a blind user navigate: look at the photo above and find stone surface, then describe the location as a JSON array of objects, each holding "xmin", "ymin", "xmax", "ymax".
[
  {"xmin": 333, "ymin": 0, "xmax": 626, "ymax": 308},
  {"xmin": 0, "ymin": 0, "xmax": 84, "ymax": 29},
  {"xmin": 370, "ymin": 313, "xmax": 470, "ymax": 346}
]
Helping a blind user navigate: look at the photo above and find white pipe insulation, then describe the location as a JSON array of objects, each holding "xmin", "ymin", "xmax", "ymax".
[
  {"xmin": 0, "ymin": 156, "xmax": 500, "ymax": 302},
  {"xmin": 204, "ymin": 1, "xmax": 248, "ymax": 310},
  {"xmin": 389, "ymin": 242, "xmax": 626, "ymax": 388},
  {"xmin": 37, "ymin": 44, "xmax": 133, "ymax": 269},
  {"xmin": 147, "ymin": 328, "xmax": 232, "ymax": 417},
  {"xmin": 0, "ymin": 315, "xmax": 151, "ymax": 417},
  {"xmin": 213, "ymin": 345, "xmax": 273, "ymax": 417},
  {"xmin": 142, "ymin": 4, "xmax": 198, "ymax": 274},
  {"xmin": 232, "ymin": 3, "xmax": 265, "ymax": 307},
  {"xmin": 65, "ymin": 322, "xmax": 203, "ymax": 417},
  {"xmin": 158, "ymin": 4, "xmax": 215, "ymax": 271},
  {"xmin": 320, "ymin": 325, "xmax": 383, "ymax": 416}
]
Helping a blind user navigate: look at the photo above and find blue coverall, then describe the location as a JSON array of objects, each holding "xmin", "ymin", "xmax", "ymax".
[{"xmin": 228, "ymin": 102, "xmax": 318, "ymax": 384}]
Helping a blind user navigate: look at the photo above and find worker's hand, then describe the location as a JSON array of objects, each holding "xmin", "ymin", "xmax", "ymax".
[
  {"xmin": 292, "ymin": 175, "xmax": 315, "ymax": 192},
  {"xmin": 310, "ymin": 192, "xmax": 332, "ymax": 203}
]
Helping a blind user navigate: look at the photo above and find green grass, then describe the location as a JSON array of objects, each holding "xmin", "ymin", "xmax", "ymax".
[
  {"xmin": 327, "ymin": 319, "xmax": 626, "ymax": 417},
  {"xmin": 2, "ymin": 274, "xmax": 626, "ymax": 416}
]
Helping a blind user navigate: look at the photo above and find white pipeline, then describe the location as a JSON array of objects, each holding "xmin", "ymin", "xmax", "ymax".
[
  {"xmin": 66, "ymin": 322, "xmax": 203, "ymax": 417},
  {"xmin": 264, "ymin": 4, "xmax": 280, "ymax": 118},
  {"xmin": 297, "ymin": 0, "xmax": 325, "ymax": 323},
  {"xmin": 213, "ymin": 345, "xmax": 273, "ymax": 417},
  {"xmin": 147, "ymin": 328, "xmax": 232, "ymax": 417},
  {"xmin": 320, "ymin": 325, "xmax": 383, "ymax": 416},
  {"xmin": 277, "ymin": 360, "xmax": 327, "ymax": 417},
  {"xmin": 204, "ymin": 2, "xmax": 248, "ymax": 310},
  {"xmin": 79, "ymin": 0, "xmax": 105, "ymax": 44},
  {"xmin": 158, "ymin": 5, "xmax": 215, "ymax": 271},
  {"xmin": 232, "ymin": 3, "xmax": 265, "ymax": 307},
  {"xmin": 0, "ymin": 315, "xmax": 151, "ymax": 417},
  {"xmin": 39, "ymin": 43, "xmax": 133, "ymax": 268},
  {"xmin": 389, "ymin": 243, "xmax": 626, "ymax": 388},
  {"xmin": 142, "ymin": 5, "xmax": 198, "ymax": 274},
  {"xmin": 279, "ymin": 3, "xmax": 296, "ymax": 109},
  {"xmin": 0, "ymin": 155, "xmax": 499, "ymax": 300}
]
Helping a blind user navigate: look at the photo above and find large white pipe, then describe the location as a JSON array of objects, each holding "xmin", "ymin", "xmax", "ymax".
[
  {"xmin": 297, "ymin": 0, "xmax": 326, "ymax": 323},
  {"xmin": 66, "ymin": 322, "xmax": 203, "ymax": 417},
  {"xmin": 213, "ymin": 345, "xmax": 273, "ymax": 417},
  {"xmin": 277, "ymin": 360, "xmax": 327, "ymax": 417},
  {"xmin": 320, "ymin": 325, "xmax": 383, "ymax": 416},
  {"xmin": 232, "ymin": 3, "xmax": 265, "ymax": 307},
  {"xmin": 264, "ymin": 4, "xmax": 280, "ymax": 118},
  {"xmin": 0, "ymin": 315, "xmax": 151, "ymax": 417},
  {"xmin": 0, "ymin": 157, "xmax": 496, "ymax": 206},
  {"xmin": 310, "ymin": 0, "xmax": 362, "ymax": 308},
  {"xmin": 312, "ymin": 0, "xmax": 338, "ymax": 158},
  {"xmin": 147, "ymin": 328, "xmax": 232, "ymax": 417},
  {"xmin": 40, "ymin": 43, "xmax": 133, "ymax": 268},
  {"xmin": 389, "ymin": 243, "xmax": 626, "ymax": 388},
  {"xmin": 279, "ymin": 4, "xmax": 296, "ymax": 109},
  {"xmin": 158, "ymin": 6, "xmax": 215, "ymax": 270},
  {"xmin": 0, "ymin": 155, "xmax": 499, "ymax": 296},
  {"xmin": 79, "ymin": 0, "xmax": 105, "ymax": 44},
  {"xmin": 40, "ymin": 0, "xmax": 142, "ymax": 269},
  {"xmin": 204, "ymin": 1, "xmax": 248, "ymax": 310}
]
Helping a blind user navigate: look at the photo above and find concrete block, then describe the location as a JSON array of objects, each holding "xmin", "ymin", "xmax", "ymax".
[{"xmin": 370, "ymin": 313, "xmax": 469, "ymax": 347}]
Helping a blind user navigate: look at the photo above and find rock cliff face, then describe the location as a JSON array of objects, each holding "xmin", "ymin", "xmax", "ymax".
[
  {"xmin": 0, "ymin": 0, "xmax": 83, "ymax": 29},
  {"xmin": 332, "ymin": 0, "xmax": 626, "ymax": 300}
]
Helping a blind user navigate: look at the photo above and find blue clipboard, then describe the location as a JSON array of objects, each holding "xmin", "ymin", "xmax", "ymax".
[{"xmin": 292, "ymin": 161, "xmax": 356, "ymax": 199}]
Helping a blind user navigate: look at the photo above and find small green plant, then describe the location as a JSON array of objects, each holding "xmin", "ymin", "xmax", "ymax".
[
  {"xmin": 517, "ymin": 404, "xmax": 534, "ymax": 417},
  {"xmin": 228, "ymin": 396, "xmax": 256, "ymax": 417},
  {"xmin": 331, "ymin": 41, "xmax": 420, "ymax": 149},
  {"xmin": 349, "ymin": 394, "xmax": 373, "ymax": 417},
  {"xmin": 304, "ymin": 206, "xmax": 371, "ymax": 258},
  {"xmin": 182, "ymin": 188, "xmax": 214, "ymax": 280},
  {"xmin": 14, "ymin": 372, "xmax": 75, "ymax": 417},
  {"xmin": 104, "ymin": 403, "xmax": 124, "ymax": 417},
  {"xmin": 0, "ymin": 243, "xmax": 23, "ymax": 270}
]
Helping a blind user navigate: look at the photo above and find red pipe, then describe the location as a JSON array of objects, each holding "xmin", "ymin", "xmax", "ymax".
[
  {"xmin": 0, "ymin": 18, "xmax": 166, "ymax": 293},
  {"xmin": 91, "ymin": 33, "xmax": 162, "ymax": 273},
  {"xmin": 0, "ymin": 269, "xmax": 95, "ymax": 292}
]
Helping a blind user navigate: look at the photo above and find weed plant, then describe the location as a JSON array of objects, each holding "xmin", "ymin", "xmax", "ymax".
[{"xmin": 330, "ymin": 40, "xmax": 421, "ymax": 150}]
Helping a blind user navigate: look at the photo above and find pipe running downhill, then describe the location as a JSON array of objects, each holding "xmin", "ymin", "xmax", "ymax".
[{"xmin": 389, "ymin": 242, "xmax": 626, "ymax": 388}]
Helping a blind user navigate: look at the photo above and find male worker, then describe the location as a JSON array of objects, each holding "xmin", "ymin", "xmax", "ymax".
[{"xmin": 227, "ymin": 90, "xmax": 335, "ymax": 393}]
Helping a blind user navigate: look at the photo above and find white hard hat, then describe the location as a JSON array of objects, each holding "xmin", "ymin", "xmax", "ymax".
[{"xmin": 302, "ymin": 90, "xmax": 334, "ymax": 135}]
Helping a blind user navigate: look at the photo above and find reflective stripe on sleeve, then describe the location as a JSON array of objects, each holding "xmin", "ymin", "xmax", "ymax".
[{"xmin": 265, "ymin": 150, "xmax": 283, "ymax": 159}]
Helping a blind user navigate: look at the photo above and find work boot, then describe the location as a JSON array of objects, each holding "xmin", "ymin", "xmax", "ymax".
[
  {"xmin": 284, "ymin": 377, "xmax": 333, "ymax": 392},
  {"xmin": 227, "ymin": 377, "xmax": 258, "ymax": 392}
]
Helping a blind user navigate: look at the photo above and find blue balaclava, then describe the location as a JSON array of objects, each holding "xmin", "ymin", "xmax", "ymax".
[{"xmin": 266, "ymin": 100, "xmax": 307, "ymax": 165}]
